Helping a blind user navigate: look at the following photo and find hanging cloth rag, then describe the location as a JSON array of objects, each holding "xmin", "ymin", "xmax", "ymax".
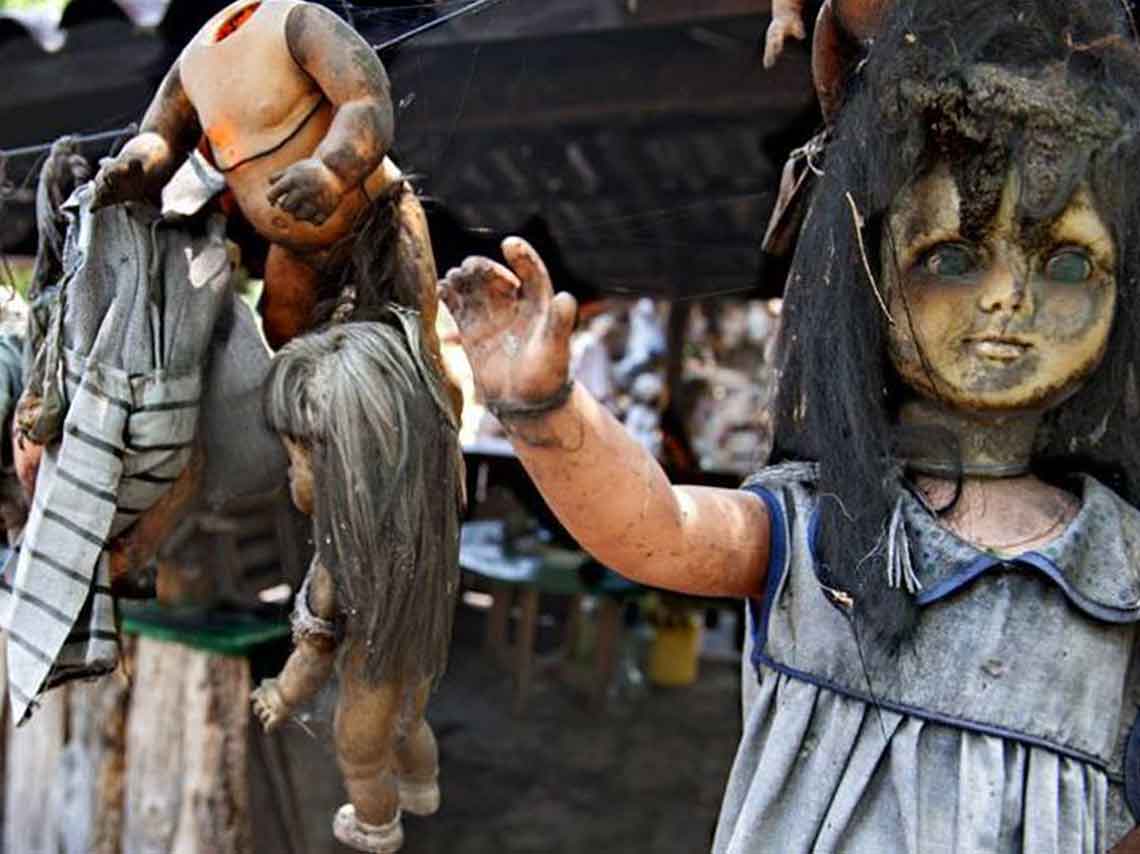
[{"xmin": 0, "ymin": 183, "xmax": 233, "ymax": 724}]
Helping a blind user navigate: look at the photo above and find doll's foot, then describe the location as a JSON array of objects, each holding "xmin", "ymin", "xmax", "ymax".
[
  {"xmin": 251, "ymin": 679, "xmax": 291, "ymax": 733},
  {"xmin": 398, "ymin": 774, "xmax": 440, "ymax": 816},
  {"xmin": 333, "ymin": 804, "xmax": 403, "ymax": 853}
]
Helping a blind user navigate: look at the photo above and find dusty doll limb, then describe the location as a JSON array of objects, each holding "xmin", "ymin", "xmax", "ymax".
[
  {"xmin": 107, "ymin": 447, "xmax": 205, "ymax": 597},
  {"xmin": 395, "ymin": 680, "xmax": 440, "ymax": 815},
  {"xmin": 266, "ymin": 2, "xmax": 395, "ymax": 227},
  {"xmin": 1112, "ymin": 826, "xmax": 1140, "ymax": 853},
  {"xmin": 261, "ymin": 243, "xmax": 323, "ymax": 348},
  {"xmin": 92, "ymin": 64, "xmax": 202, "ymax": 208},
  {"xmin": 441, "ymin": 238, "xmax": 770, "ymax": 598},
  {"xmin": 334, "ymin": 642, "xmax": 406, "ymax": 828},
  {"xmin": 764, "ymin": 0, "xmax": 807, "ymax": 68},
  {"xmin": 252, "ymin": 559, "xmax": 338, "ymax": 731}
]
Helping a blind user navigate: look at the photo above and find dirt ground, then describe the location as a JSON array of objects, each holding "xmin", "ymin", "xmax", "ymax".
[{"xmin": 250, "ymin": 597, "xmax": 744, "ymax": 854}]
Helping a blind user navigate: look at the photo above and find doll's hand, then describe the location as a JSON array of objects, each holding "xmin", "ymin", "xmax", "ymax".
[
  {"xmin": 440, "ymin": 237, "xmax": 578, "ymax": 413},
  {"xmin": 251, "ymin": 678, "xmax": 292, "ymax": 732},
  {"xmin": 763, "ymin": 10, "xmax": 807, "ymax": 69},
  {"xmin": 12, "ymin": 432, "xmax": 43, "ymax": 499},
  {"xmin": 92, "ymin": 153, "xmax": 149, "ymax": 209},
  {"xmin": 266, "ymin": 159, "xmax": 346, "ymax": 226}
]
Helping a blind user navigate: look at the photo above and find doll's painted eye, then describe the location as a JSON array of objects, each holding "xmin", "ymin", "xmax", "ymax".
[
  {"xmin": 920, "ymin": 243, "xmax": 978, "ymax": 278},
  {"xmin": 1044, "ymin": 249, "xmax": 1093, "ymax": 284}
]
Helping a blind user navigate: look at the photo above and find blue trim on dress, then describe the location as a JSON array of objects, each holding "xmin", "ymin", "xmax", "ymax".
[
  {"xmin": 915, "ymin": 550, "xmax": 1140, "ymax": 624},
  {"xmin": 1125, "ymin": 711, "xmax": 1140, "ymax": 820},
  {"xmin": 741, "ymin": 483, "xmax": 787, "ymax": 657},
  {"xmin": 753, "ymin": 652, "xmax": 1120, "ymax": 779}
]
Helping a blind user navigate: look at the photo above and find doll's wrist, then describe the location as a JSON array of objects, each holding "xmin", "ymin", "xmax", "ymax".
[{"xmin": 486, "ymin": 381, "xmax": 574, "ymax": 422}]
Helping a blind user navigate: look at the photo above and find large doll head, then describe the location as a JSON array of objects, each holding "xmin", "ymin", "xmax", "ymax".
[
  {"xmin": 770, "ymin": 0, "xmax": 1140, "ymax": 644},
  {"xmin": 263, "ymin": 320, "xmax": 463, "ymax": 683}
]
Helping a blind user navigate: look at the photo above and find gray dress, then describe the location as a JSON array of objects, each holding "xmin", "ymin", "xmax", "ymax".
[{"xmin": 713, "ymin": 466, "xmax": 1140, "ymax": 853}]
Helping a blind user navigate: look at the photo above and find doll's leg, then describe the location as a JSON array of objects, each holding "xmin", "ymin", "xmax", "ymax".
[
  {"xmin": 396, "ymin": 679, "xmax": 440, "ymax": 816},
  {"xmin": 333, "ymin": 643, "xmax": 404, "ymax": 852},
  {"xmin": 262, "ymin": 243, "xmax": 320, "ymax": 348}
]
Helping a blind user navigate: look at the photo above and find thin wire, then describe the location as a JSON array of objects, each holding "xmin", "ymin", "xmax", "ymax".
[
  {"xmin": 0, "ymin": 0, "xmax": 512, "ymax": 162},
  {"xmin": 368, "ymin": 0, "xmax": 508, "ymax": 48}
]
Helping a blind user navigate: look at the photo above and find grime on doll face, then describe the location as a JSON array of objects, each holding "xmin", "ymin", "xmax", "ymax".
[
  {"xmin": 885, "ymin": 161, "xmax": 1117, "ymax": 413},
  {"xmin": 282, "ymin": 437, "xmax": 315, "ymax": 516}
]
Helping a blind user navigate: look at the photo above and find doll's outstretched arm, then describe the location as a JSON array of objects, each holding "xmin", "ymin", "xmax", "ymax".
[
  {"xmin": 441, "ymin": 239, "xmax": 771, "ymax": 598},
  {"xmin": 764, "ymin": 0, "xmax": 807, "ymax": 68},
  {"xmin": 92, "ymin": 62, "xmax": 202, "ymax": 209},
  {"xmin": 267, "ymin": 3, "xmax": 394, "ymax": 226},
  {"xmin": 252, "ymin": 560, "xmax": 338, "ymax": 732}
]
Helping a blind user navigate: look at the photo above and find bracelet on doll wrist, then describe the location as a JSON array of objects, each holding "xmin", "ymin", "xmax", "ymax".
[{"xmin": 486, "ymin": 381, "xmax": 574, "ymax": 422}]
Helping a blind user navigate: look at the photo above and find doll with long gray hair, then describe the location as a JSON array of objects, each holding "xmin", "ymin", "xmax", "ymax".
[{"xmin": 251, "ymin": 312, "xmax": 463, "ymax": 853}]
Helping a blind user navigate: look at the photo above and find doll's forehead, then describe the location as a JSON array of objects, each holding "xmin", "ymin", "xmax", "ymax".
[{"xmin": 888, "ymin": 159, "xmax": 1113, "ymax": 263}]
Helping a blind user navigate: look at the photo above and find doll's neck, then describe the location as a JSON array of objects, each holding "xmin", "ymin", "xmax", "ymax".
[{"xmin": 898, "ymin": 399, "xmax": 1040, "ymax": 478}]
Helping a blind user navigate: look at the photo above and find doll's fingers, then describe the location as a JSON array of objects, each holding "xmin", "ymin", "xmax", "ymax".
[
  {"xmin": 790, "ymin": 16, "xmax": 806, "ymax": 39},
  {"xmin": 441, "ymin": 259, "xmax": 519, "ymax": 334},
  {"xmin": 277, "ymin": 192, "xmax": 303, "ymax": 213},
  {"xmin": 501, "ymin": 237, "xmax": 553, "ymax": 311},
  {"xmin": 266, "ymin": 177, "xmax": 296, "ymax": 206},
  {"xmin": 763, "ymin": 26, "xmax": 784, "ymax": 68},
  {"xmin": 545, "ymin": 291, "xmax": 578, "ymax": 343},
  {"xmin": 453, "ymin": 256, "xmax": 520, "ymax": 302}
]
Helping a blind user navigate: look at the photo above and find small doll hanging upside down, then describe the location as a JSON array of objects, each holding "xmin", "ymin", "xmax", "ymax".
[
  {"xmin": 91, "ymin": 0, "xmax": 447, "ymax": 358},
  {"xmin": 252, "ymin": 318, "xmax": 464, "ymax": 854}
]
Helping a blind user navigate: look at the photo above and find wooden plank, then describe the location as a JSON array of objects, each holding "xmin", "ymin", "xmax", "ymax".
[
  {"xmin": 4, "ymin": 686, "xmax": 67, "ymax": 854},
  {"xmin": 393, "ymin": 16, "xmax": 811, "ymax": 135},
  {"xmin": 123, "ymin": 639, "xmax": 252, "ymax": 854}
]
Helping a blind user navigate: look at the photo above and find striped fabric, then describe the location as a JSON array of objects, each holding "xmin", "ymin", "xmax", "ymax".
[{"xmin": 0, "ymin": 184, "xmax": 231, "ymax": 724}]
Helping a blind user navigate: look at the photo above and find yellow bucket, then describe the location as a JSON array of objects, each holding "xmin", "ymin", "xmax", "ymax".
[{"xmin": 648, "ymin": 617, "xmax": 702, "ymax": 687}]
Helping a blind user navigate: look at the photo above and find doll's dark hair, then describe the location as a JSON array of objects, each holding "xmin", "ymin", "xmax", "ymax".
[
  {"xmin": 264, "ymin": 317, "xmax": 464, "ymax": 685},
  {"xmin": 770, "ymin": 0, "xmax": 1140, "ymax": 649}
]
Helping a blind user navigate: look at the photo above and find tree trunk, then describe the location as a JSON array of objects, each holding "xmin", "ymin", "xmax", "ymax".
[{"xmin": 123, "ymin": 638, "xmax": 252, "ymax": 854}]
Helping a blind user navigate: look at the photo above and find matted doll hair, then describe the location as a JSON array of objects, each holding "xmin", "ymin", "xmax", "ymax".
[
  {"xmin": 770, "ymin": 0, "xmax": 1140, "ymax": 650},
  {"xmin": 264, "ymin": 317, "xmax": 463, "ymax": 684}
]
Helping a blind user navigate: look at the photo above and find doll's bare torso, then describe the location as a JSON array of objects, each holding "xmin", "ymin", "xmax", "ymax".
[{"xmin": 179, "ymin": 0, "xmax": 389, "ymax": 252}]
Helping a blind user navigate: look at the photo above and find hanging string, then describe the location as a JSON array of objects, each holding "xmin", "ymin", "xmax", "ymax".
[{"xmin": 0, "ymin": 0, "xmax": 512, "ymax": 163}]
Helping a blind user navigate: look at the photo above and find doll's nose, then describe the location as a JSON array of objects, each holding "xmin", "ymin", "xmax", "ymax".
[{"xmin": 976, "ymin": 259, "xmax": 1030, "ymax": 316}]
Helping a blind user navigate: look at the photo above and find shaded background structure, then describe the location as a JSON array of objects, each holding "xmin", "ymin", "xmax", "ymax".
[{"xmin": 0, "ymin": 0, "xmax": 818, "ymax": 303}]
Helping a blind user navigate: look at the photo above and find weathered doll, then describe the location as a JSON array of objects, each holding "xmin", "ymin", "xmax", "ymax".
[
  {"xmin": 251, "ymin": 317, "xmax": 463, "ymax": 853},
  {"xmin": 90, "ymin": 0, "xmax": 450, "ymax": 373},
  {"xmin": 441, "ymin": 0, "xmax": 1140, "ymax": 850}
]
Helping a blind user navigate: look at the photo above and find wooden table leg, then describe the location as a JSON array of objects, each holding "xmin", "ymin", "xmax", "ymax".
[
  {"xmin": 513, "ymin": 587, "xmax": 540, "ymax": 715},
  {"xmin": 591, "ymin": 598, "xmax": 623, "ymax": 712},
  {"xmin": 485, "ymin": 582, "xmax": 511, "ymax": 665}
]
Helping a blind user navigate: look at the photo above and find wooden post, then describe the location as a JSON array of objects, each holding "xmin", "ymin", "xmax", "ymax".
[
  {"xmin": 3, "ymin": 644, "xmax": 130, "ymax": 854},
  {"xmin": 123, "ymin": 638, "xmax": 252, "ymax": 854}
]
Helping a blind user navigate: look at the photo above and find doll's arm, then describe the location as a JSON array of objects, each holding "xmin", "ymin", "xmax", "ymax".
[
  {"xmin": 108, "ymin": 448, "xmax": 204, "ymax": 595},
  {"xmin": 92, "ymin": 62, "xmax": 202, "ymax": 209},
  {"xmin": 1111, "ymin": 826, "xmax": 1140, "ymax": 853},
  {"xmin": 441, "ymin": 239, "xmax": 771, "ymax": 598},
  {"xmin": 266, "ymin": 3, "xmax": 394, "ymax": 226},
  {"xmin": 252, "ymin": 561, "xmax": 338, "ymax": 732},
  {"xmin": 764, "ymin": 0, "xmax": 807, "ymax": 68}
]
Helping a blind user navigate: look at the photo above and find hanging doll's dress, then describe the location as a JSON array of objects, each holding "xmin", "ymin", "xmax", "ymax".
[
  {"xmin": 0, "ymin": 184, "xmax": 285, "ymax": 725},
  {"xmin": 713, "ymin": 464, "xmax": 1140, "ymax": 853}
]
